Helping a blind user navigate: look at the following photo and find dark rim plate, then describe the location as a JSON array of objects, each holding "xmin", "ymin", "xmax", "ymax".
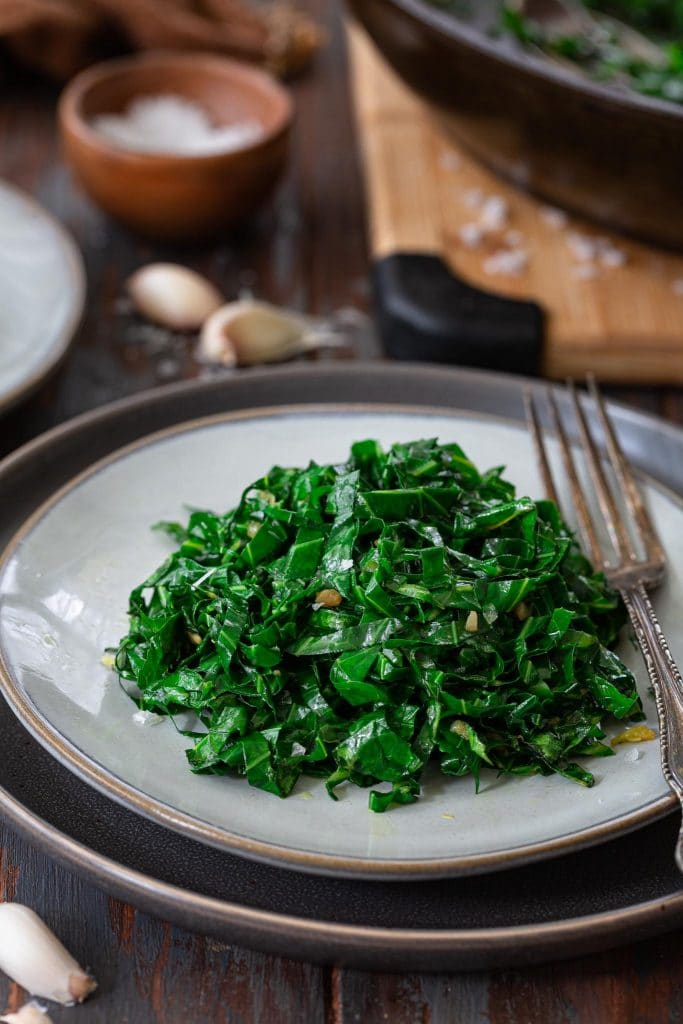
[
  {"xmin": 0, "ymin": 403, "xmax": 673, "ymax": 879},
  {"xmin": 1, "ymin": 363, "xmax": 681, "ymax": 970}
]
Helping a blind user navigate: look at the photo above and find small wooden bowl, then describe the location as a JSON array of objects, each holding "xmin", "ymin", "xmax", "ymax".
[{"xmin": 58, "ymin": 52, "xmax": 293, "ymax": 241}]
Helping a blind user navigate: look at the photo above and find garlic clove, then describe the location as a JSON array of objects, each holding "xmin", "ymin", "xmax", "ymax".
[
  {"xmin": 465, "ymin": 610, "xmax": 479, "ymax": 633},
  {"xmin": 196, "ymin": 304, "xmax": 239, "ymax": 367},
  {"xmin": 0, "ymin": 904, "xmax": 96, "ymax": 1006},
  {"xmin": 127, "ymin": 263, "xmax": 224, "ymax": 331},
  {"xmin": 197, "ymin": 299, "xmax": 345, "ymax": 367},
  {"xmin": 0, "ymin": 1001, "xmax": 52, "ymax": 1023}
]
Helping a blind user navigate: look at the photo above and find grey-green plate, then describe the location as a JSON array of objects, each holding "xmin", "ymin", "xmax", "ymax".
[
  {"xmin": 0, "ymin": 402, "xmax": 675, "ymax": 878},
  {"xmin": 0, "ymin": 364, "xmax": 680, "ymax": 968}
]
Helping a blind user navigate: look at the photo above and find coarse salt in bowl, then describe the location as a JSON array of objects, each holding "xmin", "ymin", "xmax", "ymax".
[
  {"xmin": 91, "ymin": 93, "xmax": 263, "ymax": 156},
  {"xmin": 58, "ymin": 51, "xmax": 293, "ymax": 240}
]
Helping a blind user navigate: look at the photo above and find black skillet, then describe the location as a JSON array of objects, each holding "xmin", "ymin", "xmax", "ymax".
[{"xmin": 347, "ymin": 0, "xmax": 683, "ymax": 372}]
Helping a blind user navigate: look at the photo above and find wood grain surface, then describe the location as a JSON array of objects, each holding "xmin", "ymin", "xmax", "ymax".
[{"xmin": 0, "ymin": 2, "xmax": 682, "ymax": 1020}]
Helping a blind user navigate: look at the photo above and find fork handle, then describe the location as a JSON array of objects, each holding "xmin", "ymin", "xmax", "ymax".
[{"xmin": 622, "ymin": 584, "xmax": 683, "ymax": 872}]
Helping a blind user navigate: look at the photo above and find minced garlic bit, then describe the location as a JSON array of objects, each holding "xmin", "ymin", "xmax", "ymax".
[
  {"xmin": 440, "ymin": 812, "xmax": 455, "ymax": 821},
  {"xmin": 514, "ymin": 602, "xmax": 531, "ymax": 621},
  {"xmin": 132, "ymin": 709, "xmax": 164, "ymax": 727},
  {"xmin": 612, "ymin": 725, "xmax": 657, "ymax": 746},
  {"xmin": 100, "ymin": 653, "xmax": 115, "ymax": 668},
  {"xmin": 187, "ymin": 630, "xmax": 202, "ymax": 646},
  {"xmin": 464, "ymin": 610, "xmax": 479, "ymax": 633},
  {"xmin": 450, "ymin": 720, "xmax": 470, "ymax": 738},
  {"xmin": 246, "ymin": 520, "xmax": 261, "ymax": 539},
  {"xmin": 315, "ymin": 588, "xmax": 343, "ymax": 608}
]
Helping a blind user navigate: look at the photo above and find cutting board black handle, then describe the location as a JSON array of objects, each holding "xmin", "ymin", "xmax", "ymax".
[{"xmin": 373, "ymin": 253, "xmax": 544, "ymax": 376}]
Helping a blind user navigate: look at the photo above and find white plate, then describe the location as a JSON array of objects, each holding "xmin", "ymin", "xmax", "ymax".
[
  {"xmin": 0, "ymin": 406, "xmax": 674, "ymax": 878},
  {"xmin": 0, "ymin": 181, "xmax": 85, "ymax": 414}
]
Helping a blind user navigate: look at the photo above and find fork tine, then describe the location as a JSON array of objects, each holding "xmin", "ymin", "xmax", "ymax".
[
  {"xmin": 524, "ymin": 389, "xmax": 560, "ymax": 508},
  {"xmin": 526, "ymin": 387, "xmax": 602, "ymax": 565},
  {"xmin": 545, "ymin": 387, "xmax": 604, "ymax": 568},
  {"xmin": 587, "ymin": 375, "xmax": 665, "ymax": 565},
  {"xmin": 567, "ymin": 380, "xmax": 637, "ymax": 561}
]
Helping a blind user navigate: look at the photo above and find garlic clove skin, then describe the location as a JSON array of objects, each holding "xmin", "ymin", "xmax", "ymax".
[
  {"xmin": 221, "ymin": 301, "xmax": 313, "ymax": 364},
  {"xmin": 0, "ymin": 904, "xmax": 96, "ymax": 1006},
  {"xmin": 197, "ymin": 299, "xmax": 344, "ymax": 367},
  {"xmin": 196, "ymin": 304, "xmax": 239, "ymax": 367},
  {"xmin": 127, "ymin": 263, "xmax": 224, "ymax": 331},
  {"xmin": 0, "ymin": 1001, "xmax": 52, "ymax": 1023}
]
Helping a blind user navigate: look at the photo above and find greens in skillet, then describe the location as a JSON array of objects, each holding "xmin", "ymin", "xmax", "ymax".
[
  {"xmin": 429, "ymin": 0, "xmax": 683, "ymax": 104},
  {"xmin": 113, "ymin": 438, "xmax": 642, "ymax": 812}
]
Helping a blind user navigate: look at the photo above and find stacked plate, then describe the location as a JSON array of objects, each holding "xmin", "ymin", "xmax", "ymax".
[
  {"xmin": 0, "ymin": 363, "xmax": 681, "ymax": 970},
  {"xmin": 0, "ymin": 181, "xmax": 84, "ymax": 416}
]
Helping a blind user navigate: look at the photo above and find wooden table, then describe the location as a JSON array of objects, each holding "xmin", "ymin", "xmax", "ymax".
[{"xmin": 0, "ymin": 2, "xmax": 682, "ymax": 1020}]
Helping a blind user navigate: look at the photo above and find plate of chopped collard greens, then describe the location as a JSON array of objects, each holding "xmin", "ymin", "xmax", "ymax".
[{"xmin": 0, "ymin": 400, "xmax": 676, "ymax": 878}]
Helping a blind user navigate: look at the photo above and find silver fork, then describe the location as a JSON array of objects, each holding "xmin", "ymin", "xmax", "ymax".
[{"xmin": 526, "ymin": 376, "xmax": 683, "ymax": 872}]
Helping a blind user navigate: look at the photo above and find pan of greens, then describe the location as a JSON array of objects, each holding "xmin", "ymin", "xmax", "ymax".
[
  {"xmin": 0, "ymin": 406, "xmax": 674, "ymax": 877},
  {"xmin": 348, "ymin": 0, "xmax": 683, "ymax": 249}
]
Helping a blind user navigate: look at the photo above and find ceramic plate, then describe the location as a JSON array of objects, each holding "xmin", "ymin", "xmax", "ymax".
[
  {"xmin": 0, "ymin": 394, "xmax": 675, "ymax": 878},
  {"xmin": 0, "ymin": 180, "xmax": 85, "ymax": 414},
  {"xmin": 0, "ymin": 365, "xmax": 682, "ymax": 968}
]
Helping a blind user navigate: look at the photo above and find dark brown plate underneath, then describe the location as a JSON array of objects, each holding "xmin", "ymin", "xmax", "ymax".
[{"xmin": 0, "ymin": 363, "xmax": 681, "ymax": 970}]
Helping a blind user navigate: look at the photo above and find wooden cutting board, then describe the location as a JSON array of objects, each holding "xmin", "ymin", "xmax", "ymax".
[{"xmin": 348, "ymin": 25, "xmax": 683, "ymax": 383}]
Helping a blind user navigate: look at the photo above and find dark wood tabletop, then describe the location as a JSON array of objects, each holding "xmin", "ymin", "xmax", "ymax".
[{"xmin": 1, "ymin": 2, "xmax": 682, "ymax": 1021}]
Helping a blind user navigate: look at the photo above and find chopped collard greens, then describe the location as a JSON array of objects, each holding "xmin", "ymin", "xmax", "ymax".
[
  {"xmin": 501, "ymin": 1, "xmax": 683, "ymax": 104},
  {"xmin": 428, "ymin": 1, "xmax": 683, "ymax": 105},
  {"xmin": 114, "ymin": 438, "xmax": 643, "ymax": 812}
]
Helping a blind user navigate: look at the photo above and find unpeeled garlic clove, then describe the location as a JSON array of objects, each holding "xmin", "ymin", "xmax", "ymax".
[
  {"xmin": 0, "ymin": 904, "xmax": 96, "ymax": 1006},
  {"xmin": 0, "ymin": 1001, "xmax": 52, "ymax": 1023},
  {"xmin": 127, "ymin": 263, "xmax": 224, "ymax": 330},
  {"xmin": 197, "ymin": 299, "xmax": 344, "ymax": 367}
]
